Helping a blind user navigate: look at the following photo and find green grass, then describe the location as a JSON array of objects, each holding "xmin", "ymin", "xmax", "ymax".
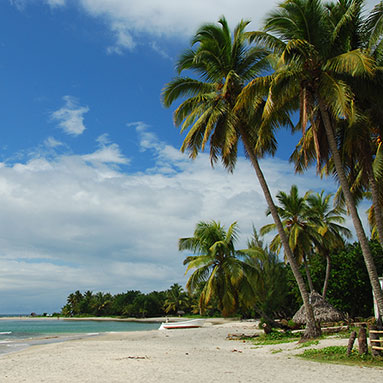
[
  {"xmin": 252, "ymin": 331, "xmax": 300, "ymax": 345},
  {"xmin": 295, "ymin": 339, "xmax": 320, "ymax": 348},
  {"xmin": 298, "ymin": 346, "xmax": 383, "ymax": 367},
  {"xmin": 271, "ymin": 348, "xmax": 284, "ymax": 354}
]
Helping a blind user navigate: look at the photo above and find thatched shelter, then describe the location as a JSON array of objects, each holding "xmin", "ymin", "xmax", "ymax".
[{"xmin": 292, "ymin": 291, "xmax": 345, "ymax": 324}]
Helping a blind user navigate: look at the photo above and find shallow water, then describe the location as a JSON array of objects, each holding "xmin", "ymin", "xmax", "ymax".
[{"xmin": 0, "ymin": 319, "xmax": 160, "ymax": 355}]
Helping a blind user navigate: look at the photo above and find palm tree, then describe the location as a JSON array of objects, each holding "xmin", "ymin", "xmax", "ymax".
[
  {"xmin": 163, "ymin": 16, "xmax": 320, "ymax": 337},
  {"xmin": 261, "ymin": 185, "xmax": 320, "ymax": 292},
  {"xmin": 244, "ymin": 228, "xmax": 292, "ymax": 323},
  {"xmin": 179, "ymin": 220, "xmax": 253, "ymax": 317},
  {"xmin": 244, "ymin": 0, "xmax": 383, "ymax": 317},
  {"xmin": 306, "ymin": 191, "xmax": 352, "ymax": 298},
  {"xmin": 163, "ymin": 283, "xmax": 189, "ymax": 314}
]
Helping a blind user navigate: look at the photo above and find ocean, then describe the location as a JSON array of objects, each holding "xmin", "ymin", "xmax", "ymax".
[{"xmin": 0, "ymin": 318, "xmax": 160, "ymax": 355}]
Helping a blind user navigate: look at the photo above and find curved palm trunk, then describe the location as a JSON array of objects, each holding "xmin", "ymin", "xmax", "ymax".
[
  {"xmin": 318, "ymin": 99, "xmax": 383, "ymax": 317},
  {"xmin": 239, "ymin": 127, "xmax": 321, "ymax": 339},
  {"xmin": 322, "ymin": 253, "xmax": 331, "ymax": 299}
]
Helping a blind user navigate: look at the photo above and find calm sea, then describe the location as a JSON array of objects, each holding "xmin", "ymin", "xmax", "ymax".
[{"xmin": 0, "ymin": 318, "xmax": 160, "ymax": 355}]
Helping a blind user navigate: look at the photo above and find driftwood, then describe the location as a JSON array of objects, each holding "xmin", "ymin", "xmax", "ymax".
[
  {"xmin": 358, "ymin": 326, "xmax": 368, "ymax": 355},
  {"xmin": 347, "ymin": 331, "xmax": 357, "ymax": 356},
  {"xmin": 321, "ymin": 325, "xmax": 348, "ymax": 334},
  {"xmin": 227, "ymin": 333, "xmax": 259, "ymax": 340}
]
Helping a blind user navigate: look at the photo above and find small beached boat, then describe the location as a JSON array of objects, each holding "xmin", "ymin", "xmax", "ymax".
[{"xmin": 159, "ymin": 318, "xmax": 204, "ymax": 330}]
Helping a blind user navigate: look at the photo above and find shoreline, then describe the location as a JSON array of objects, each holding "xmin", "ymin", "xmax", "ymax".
[
  {"xmin": 0, "ymin": 321, "xmax": 382, "ymax": 382},
  {"xmin": 0, "ymin": 315, "xmax": 240, "ymax": 324}
]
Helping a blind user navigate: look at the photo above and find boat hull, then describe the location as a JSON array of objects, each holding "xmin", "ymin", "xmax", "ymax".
[{"xmin": 159, "ymin": 319, "xmax": 204, "ymax": 330}]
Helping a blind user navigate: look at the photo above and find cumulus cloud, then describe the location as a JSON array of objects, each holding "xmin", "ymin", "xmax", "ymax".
[
  {"xmin": 50, "ymin": 96, "xmax": 89, "ymax": 136},
  {"xmin": 11, "ymin": 0, "xmax": 379, "ymax": 55},
  {"xmin": 82, "ymin": 134, "xmax": 130, "ymax": 165},
  {"xmin": 0, "ymin": 123, "xmax": 345, "ymax": 313}
]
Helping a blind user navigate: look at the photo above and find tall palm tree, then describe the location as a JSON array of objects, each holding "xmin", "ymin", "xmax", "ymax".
[
  {"xmin": 179, "ymin": 220, "xmax": 253, "ymax": 317},
  {"xmin": 261, "ymin": 185, "xmax": 320, "ymax": 292},
  {"xmin": 163, "ymin": 17, "xmax": 320, "ymax": 337},
  {"xmin": 306, "ymin": 191, "xmax": 352, "ymax": 298},
  {"xmin": 243, "ymin": 0, "xmax": 383, "ymax": 316}
]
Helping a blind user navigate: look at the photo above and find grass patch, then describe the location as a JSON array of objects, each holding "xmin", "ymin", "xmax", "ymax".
[
  {"xmin": 296, "ymin": 339, "xmax": 320, "ymax": 348},
  {"xmin": 271, "ymin": 348, "xmax": 284, "ymax": 354},
  {"xmin": 298, "ymin": 346, "xmax": 383, "ymax": 367},
  {"xmin": 252, "ymin": 331, "xmax": 299, "ymax": 345}
]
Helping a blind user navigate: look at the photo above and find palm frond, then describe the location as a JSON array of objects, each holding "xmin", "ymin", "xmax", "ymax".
[
  {"xmin": 323, "ymin": 49, "xmax": 375, "ymax": 77},
  {"xmin": 162, "ymin": 78, "xmax": 215, "ymax": 108}
]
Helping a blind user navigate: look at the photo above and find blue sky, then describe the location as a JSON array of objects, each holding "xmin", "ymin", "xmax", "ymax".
[{"xmin": 0, "ymin": 0, "xmax": 376, "ymax": 314}]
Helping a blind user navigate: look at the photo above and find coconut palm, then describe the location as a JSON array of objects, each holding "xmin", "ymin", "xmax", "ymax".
[
  {"xmin": 179, "ymin": 221, "xmax": 254, "ymax": 317},
  {"xmin": 244, "ymin": 228, "xmax": 292, "ymax": 322},
  {"xmin": 306, "ymin": 191, "xmax": 352, "ymax": 298},
  {"xmin": 261, "ymin": 185, "xmax": 320, "ymax": 292},
  {"xmin": 163, "ymin": 16, "xmax": 320, "ymax": 337},
  {"xmin": 243, "ymin": 0, "xmax": 383, "ymax": 316},
  {"xmin": 163, "ymin": 283, "xmax": 189, "ymax": 314}
]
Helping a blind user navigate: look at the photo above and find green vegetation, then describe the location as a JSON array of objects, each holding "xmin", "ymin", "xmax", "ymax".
[
  {"xmin": 252, "ymin": 331, "xmax": 299, "ymax": 345},
  {"xmin": 62, "ymin": 238, "xmax": 383, "ymax": 320},
  {"xmin": 62, "ymin": 286, "xmax": 179, "ymax": 318},
  {"xmin": 179, "ymin": 221, "xmax": 254, "ymax": 317},
  {"xmin": 295, "ymin": 339, "xmax": 320, "ymax": 348},
  {"xmin": 298, "ymin": 346, "xmax": 383, "ymax": 367},
  {"xmin": 287, "ymin": 240, "xmax": 383, "ymax": 317}
]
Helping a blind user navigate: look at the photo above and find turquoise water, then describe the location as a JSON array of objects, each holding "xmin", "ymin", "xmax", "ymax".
[{"xmin": 0, "ymin": 319, "xmax": 160, "ymax": 355}]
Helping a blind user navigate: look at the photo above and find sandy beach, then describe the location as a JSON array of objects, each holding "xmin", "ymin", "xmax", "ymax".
[{"xmin": 0, "ymin": 320, "xmax": 381, "ymax": 382}]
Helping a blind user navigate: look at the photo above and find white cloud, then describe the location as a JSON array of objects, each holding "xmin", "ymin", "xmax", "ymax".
[
  {"xmin": 13, "ymin": 0, "xmax": 378, "ymax": 56},
  {"xmin": 44, "ymin": 137, "xmax": 64, "ymax": 148},
  {"xmin": 50, "ymin": 96, "xmax": 89, "ymax": 136},
  {"xmin": 76, "ymin": 0, "xmax": 271, "ymax": 37},
  {"xmin": 52, "ymin": 0, "xmax": 281, "ymax": 55},
  {"xmin": 0, "ymin": 124, "xmax": 348, "ymax": 313},
  {"xmin": 82, "ymin": 135, "xmax": 130, "ymax": 165},
  {"xmin": 106, "ymin": 22, "xmax": 136, "ymax": 54}
]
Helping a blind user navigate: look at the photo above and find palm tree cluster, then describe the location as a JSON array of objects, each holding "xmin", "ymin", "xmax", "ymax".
[
  {"xmin": 178, "ymin": 191, "xmax": 350, "ymax": 320},
  {"xmin": 261, "ymin": 185, "xmax": 351, "ymax": 298},
  {"xmin": 162, "ymin": 0, "xmax": 383, "ymax": 338},
  {"xmin": 61, "ymin": 287, "xmax": 188, "ymax": 318}
]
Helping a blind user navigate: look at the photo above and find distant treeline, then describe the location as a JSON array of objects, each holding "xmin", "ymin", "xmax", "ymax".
[
  {"xmin": 61, "ymin": 240, "xmax": 383, "ymax": 319},
  {"xmin": 61, "ymin": 288, "xmax": 183, "ymax": 318}
]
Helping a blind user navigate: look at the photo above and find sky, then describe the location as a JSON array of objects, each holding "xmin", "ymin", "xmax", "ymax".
[{"xmin": 0, "ymin": 0, "xmax": 377, "ymax": 314}]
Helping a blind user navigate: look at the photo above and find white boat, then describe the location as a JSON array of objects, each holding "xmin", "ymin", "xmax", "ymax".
[{"xmin": 159, "ymin": 318, "xmax": 205, "ymax": 330}]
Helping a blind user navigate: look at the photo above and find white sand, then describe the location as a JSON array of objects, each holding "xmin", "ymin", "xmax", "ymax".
[{"xmin": 0, "ymin": 321, "xmax": 381, "ymax": 382}]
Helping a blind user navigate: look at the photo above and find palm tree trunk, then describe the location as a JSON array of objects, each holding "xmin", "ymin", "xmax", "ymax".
[
  {"xmin": 322, "ymin": 252, "xmax": 331, "ymax": 299},
  {"xmin": 318, "ymin": 98, "xmax": 383, "ymax": 317},
  {"xmin": 303, "ymin": 256, "xmax": 315, "ymax": 292},
  {"xmin": 239, "ymin": 127, "xmax": 321, "ymax": 338},
  {"xmin": 366, "ymin": 160, "xmax": 383, "ymax": 250}
]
